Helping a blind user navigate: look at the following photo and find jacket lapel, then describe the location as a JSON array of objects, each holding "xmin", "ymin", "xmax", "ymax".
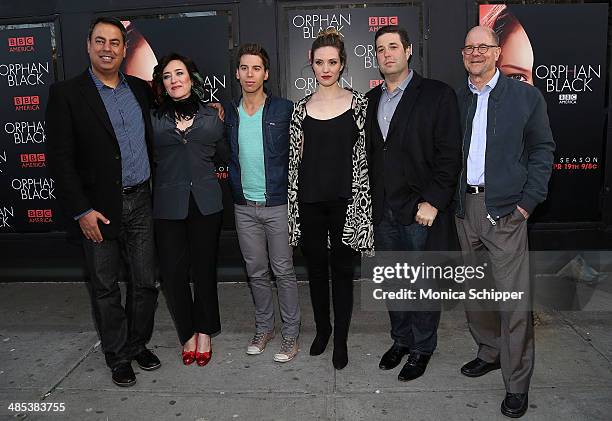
[
  {"xmin": 368, "ymin": 86, "xmax": 384, "ymax": 144},
  {"xmin": 77, "ymin": 70, "xmax": 117, "ymax": 141},
  {"xmin": 386, "ymin": 71, "xmax": 422, "ymax": 142}
]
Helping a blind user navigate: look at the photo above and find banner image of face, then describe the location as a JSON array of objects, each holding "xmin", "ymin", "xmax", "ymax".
[
  {"xmin": 120, "ymin": 13, "xmax": 231, "ymax": 103},
  {"xmin": 285, "ymin": 6, "xmax": 421, "ymax": 101},
  {"xmin": 0, "ymin": 25, "xmax": 58, "ymax": 233},
  {"xmin": 479, "ymin": 4, "xmax": 608, "ymax": 222},
  {"xmin": 118, "ymin": 13, "xmax": 235, "ymax": 228}
]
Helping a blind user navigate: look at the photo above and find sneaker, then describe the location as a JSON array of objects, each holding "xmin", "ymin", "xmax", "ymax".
[
  {"xmin": 246, "ymin": 331, "xmax": 274, "ymax": 355},
  {"xmin": 273, "ymin": 336, "xmax": 298, "ymax": 363}
]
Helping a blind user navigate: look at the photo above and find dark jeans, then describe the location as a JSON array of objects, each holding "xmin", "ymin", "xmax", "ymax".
[
  {"xmin": 299, "ymin": 200, "xmax": 356, "ymax": 344},
  {"xmin": 82, "ymin": 184, "xmax": 158, "ymax": 369},
  {"xmin": 155, "ymin": 195, "xmax": 222, "ymax": 345},
  {"xmin": 374, "ymin": 201, "xmax": 440, "ymax": 355}
]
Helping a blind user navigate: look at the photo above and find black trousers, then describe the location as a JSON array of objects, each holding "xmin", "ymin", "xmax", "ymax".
[
  {"xmin": 155, "ymin": 195, "xmax": 222, "ymax": 345},
  {"xmin": 82, "ymin": 184, "xmax": 158, "ymax": 369},
  {"xmin": 299, "ymin": 200, "xmax": 356, "ymax": 344}
]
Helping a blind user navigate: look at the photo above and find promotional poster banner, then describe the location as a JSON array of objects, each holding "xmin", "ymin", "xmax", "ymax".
[
  {"xmin": 117, "ymin": 12, "xmax": 235, "ymax": 228},
  {"xmin": 285, "ymin": 5, "xmax": 421, "ymax": 101},
  {"xmin": 0, "ymin": 25, "xmax": 57, "ymax": 233},
  {"xmin": 479, "ymin": 4, "xmax": 608, "ymax": 222}
]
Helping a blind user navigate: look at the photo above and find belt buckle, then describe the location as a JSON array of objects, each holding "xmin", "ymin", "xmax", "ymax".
[
  {"xmin": 246, "ymin": 199, "xmax": 265, "ymax": 207},
  {"xmin": 122, "ymin": 182, "xmax": 141, "ymax": 195}
]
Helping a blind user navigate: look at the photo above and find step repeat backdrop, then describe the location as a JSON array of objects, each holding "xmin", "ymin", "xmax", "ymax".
[
  {"xmin": 0, "ymin": 3, "xmax": 609, "ymax": 233},
  {"xmin": 0, "ymin": 24, "xmax": 57, "ymax": 232}
]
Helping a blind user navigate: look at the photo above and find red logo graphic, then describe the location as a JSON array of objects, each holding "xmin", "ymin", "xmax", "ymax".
[
  {"xmin": 368, "ymin": 16, "xmax": 399, "ymax": 27},
  {"xmin": 370, "ymin": 80, "xmax": 385, "ymax": 88},
  {"xmin": 13, "ymin": 96, "xmax": 40, "ymax": 111},
  {"xmin": 8, "ymin": 37, "xmax": 34, "ymax": 47},
  {"xmin": 7, "ymin": 36, "xmax": 35, "ymax": 52},
  {"xmin": 20, "ymin": 153, "xmax": 46, "ymax": 168},
  {"xmin": 27, "ymin": 209, "xmax": 53, "ymax": 223},
  {"xmin": 14, "ymin": 96, "xmax": 40, "ymax": 106}
]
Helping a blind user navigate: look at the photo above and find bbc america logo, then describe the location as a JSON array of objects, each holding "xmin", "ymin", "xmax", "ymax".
[
  {"xmin": 27, "ymin": 209, "xmax": 53, "ymax": 223},
  {"xmin": 7, "ymin": 36, "xmax": 35, "ymax": 52},
  {"xmin": 13, "ymin": 96, "xmax": 40, "ymax": 111},
  {"xmin": 558, "ymin": 94, "xmax": 577, "ymax": 105},
  {"xmin": 20, "ymin": 153, "xmax": 46, "ymax": 168},
  {"xmin": 368, "ymin": 16, "xmax": 399, "ymax": 32}
]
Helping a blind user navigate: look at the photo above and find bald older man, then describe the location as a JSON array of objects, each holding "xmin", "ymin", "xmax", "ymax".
[{"xmin": 454, "ymin": 26, "xmax": 554, "ymax": 418}]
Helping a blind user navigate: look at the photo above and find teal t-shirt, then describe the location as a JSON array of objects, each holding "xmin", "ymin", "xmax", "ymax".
[{"xmin": 238, "ymin": 102, "xmax": 266, "ymax": 202}]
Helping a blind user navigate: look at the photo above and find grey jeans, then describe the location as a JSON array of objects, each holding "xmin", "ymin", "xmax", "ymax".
[{"xmin": 234, "ymin": 203, "xmax": 300, "ymax": 338}]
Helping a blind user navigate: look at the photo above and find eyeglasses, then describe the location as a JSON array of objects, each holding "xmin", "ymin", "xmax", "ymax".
[{"xmin": 461, "ymin": 44, "xmax": 499, "ymax": 55}]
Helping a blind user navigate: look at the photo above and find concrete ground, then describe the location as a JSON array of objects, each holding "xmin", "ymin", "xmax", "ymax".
[{"xmin": 0, "ymin": 282, "xmax": 611, "ymax": 421}]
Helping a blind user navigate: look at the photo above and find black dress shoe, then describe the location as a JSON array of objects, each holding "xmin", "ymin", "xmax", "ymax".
[
  {"xmin": 332, "ymin": 343, "xmax": 348, "ymax": 370},
  {"xmin": 501, "ymin": 392, "xmax": 528, "ymax": 418},
  {"xmin": 398, "ymin": 353, "xmax": 431, "ymax": 381},
  {"xmin": 460, "ymin": 357, "xmax": 501, "ymax": 377},
  {"xmin": 111, "ymin": 363, "xmax": 136, "ymax": 387},
  {"xmin": 379, "ymin": 344, "xmax": 410, "ymax": 370},
  {"xmin": 309, "ymin": 331, "xmax": 331, "ymax": 356},
  {"xmin": 134, "ymin": 349, "xmax": 161, "ymax": 371}
]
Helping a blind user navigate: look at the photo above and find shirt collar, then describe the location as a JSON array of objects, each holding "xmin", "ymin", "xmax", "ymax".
[
  {"xmin": 468, "ymin": 68, "xmax": 499, "ymax": 94},
  {"xmin": 382, "ymin": 69, "xmax": 413, "ymax": 94},
  {"xmin": 89, "ymin": 67, "xmax": 126, "ymax": 90}
]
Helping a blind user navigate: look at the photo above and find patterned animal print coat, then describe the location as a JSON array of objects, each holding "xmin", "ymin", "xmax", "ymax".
[{"xmin": 287, "ymin": 89, "xmax": 374, "ymax": 252}]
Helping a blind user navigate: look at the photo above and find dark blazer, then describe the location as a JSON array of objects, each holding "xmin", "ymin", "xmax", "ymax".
[
  {"xmin": 150, "ymin": 103, "xmax": 226, "ymax": 220},
  {"xmin": 45, "ymin": 70, "xmax": 154, "ymax": 240},
  {"xmin": 366, "ymin": 71, "xmax": 462, "ymax": 250}
]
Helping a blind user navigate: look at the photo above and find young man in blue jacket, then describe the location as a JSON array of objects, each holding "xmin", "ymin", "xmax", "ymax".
[
  {"xmin": 455, "ymin": 26, "xmax": 555, "ymax": 418},
  {"xmin": 225, "ymin": 44, "xmax": 300, "ymax": 362}
]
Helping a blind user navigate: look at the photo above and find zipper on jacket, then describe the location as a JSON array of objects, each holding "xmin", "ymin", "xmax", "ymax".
[
  {"xmin": 261, "ymin": 96, "xmax": 270, "ymax": 203},
  {"xmin": 483, "ymin": 96, "xmax": 497, "ymax": 218},
  {"xmin": 486, "ymin": 213, "xmax": 496, "ymax": 226},
  {"xmin": 458, "ymin": 93, "xmax": 476, "ymax": 216}
]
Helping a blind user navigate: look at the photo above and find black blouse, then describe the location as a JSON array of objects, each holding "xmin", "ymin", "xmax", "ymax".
[{"xmin": 298, "ymin": 108, "xmax": 357, "ymax": 203}]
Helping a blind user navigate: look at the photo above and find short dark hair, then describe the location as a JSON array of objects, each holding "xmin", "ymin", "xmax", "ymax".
[
  {"xmin": 374, "ymin": 25, "xmax": 411, "ymax": 50},
  {"xmin": 88, "ymin": 17, "xmax": 127, "ymax": 43},
  {"xmin": 310, "ymin": 28, "xmax": 347, "ymax": 77},
  {"xmin": 151, "ymin": 52, "xmax": 206, "ymax": 106},
  {"xmin": 236, "ymin": 43, "xmax": 270, "ymax": 71}
]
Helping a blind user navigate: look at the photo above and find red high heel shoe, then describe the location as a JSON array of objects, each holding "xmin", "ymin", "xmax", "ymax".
[
  {"xmin": 195, "ymin": 336, "xmax": 212, "ymax": 367},
  {"xmin": 182, "ymin": 336, "xmax": 197, "ymax": 366}
]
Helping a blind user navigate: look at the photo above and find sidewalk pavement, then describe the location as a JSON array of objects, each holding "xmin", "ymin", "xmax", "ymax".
[{"xmin": 0, "ymin": 282, "xmax": 611, "ymax": 421}]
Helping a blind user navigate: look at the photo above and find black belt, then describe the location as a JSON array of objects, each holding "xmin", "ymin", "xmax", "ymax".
[
  {"xmin": 245, "ymin": 199, "xmax": 266, "ymax": 207},
  {"xmin": 122, "ymin": 180, "xmax": 148, "ymax": 195},
  {"xmin": 466, "ymin": 185, "xmax": 485, "ymax": 194}
]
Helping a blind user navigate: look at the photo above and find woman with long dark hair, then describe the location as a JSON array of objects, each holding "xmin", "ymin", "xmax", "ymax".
[
  {"xmin": 151, "ymin": 53, "xmax": 226, "ymax": 367},
  {"xmin": 288, "ymin": 29, "xmax": 373, "ymax": 370}
]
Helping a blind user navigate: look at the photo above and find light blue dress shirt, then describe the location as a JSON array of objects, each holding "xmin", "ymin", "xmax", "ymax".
[
  {"xmin": 377, "ymin": 70, "xmax": 413, "ymax": 140},
  {"xmin": 466, "ymin": 69, "xmax": 499, "ymax": 186}
]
